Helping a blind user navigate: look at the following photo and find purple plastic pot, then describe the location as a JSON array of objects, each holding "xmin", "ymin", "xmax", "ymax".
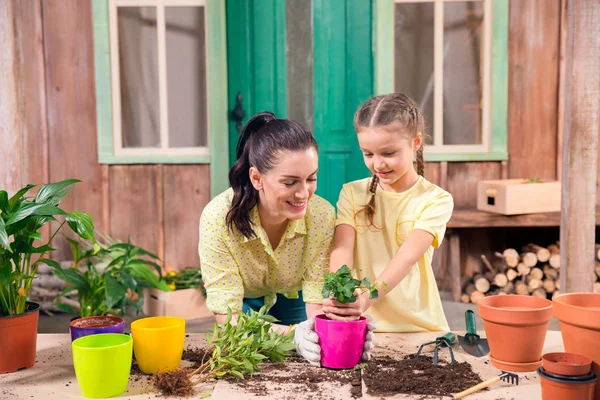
[
  {"xmin": 69, "ymin": 316, "xmax": 125, "ymax": 342},
  {"xmin": 315, "ymin": 314, "xmax": 367, "ymax": 369}
]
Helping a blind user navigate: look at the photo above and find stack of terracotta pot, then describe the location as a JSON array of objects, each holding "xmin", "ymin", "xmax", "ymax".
[{"xmin": 477, "ymin": 293, "xmax": 600, "ymax": 400}]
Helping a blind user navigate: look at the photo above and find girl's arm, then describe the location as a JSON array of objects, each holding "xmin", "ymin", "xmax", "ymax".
[
  {"xmin": 329, "ymin": 224, "xmax": 356, "ymax": 272},
  {"xmin": 322, "ymin": 229, "xmax": 434, "ymax": 320}
]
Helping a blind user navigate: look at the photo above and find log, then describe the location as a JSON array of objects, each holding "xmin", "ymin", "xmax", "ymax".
[
  {"xmin": 506, "ymin": 268, "xmax": 518, "ymax": 282},
  {"xmin": 596, "ymin": 264, "xmax": 600, "ymax": 280},
  {"xmin": 543, "ymin": 279, "xmax": 556, "ymax": 294},
  {"xmin": 464, "ymin": 283, "xmax": 476, "ymax": 295},
  {"xmin": 594, "ymin": 282, "xmax": 600, "ymax": 293},
  {"xmin": 517, "ymin": 262, "xmax": 531, "ymax": 276},
  {"xmin": 596, "ymin": 244, "xmax": 600, "ymax": 261},
  {"xmin": 461, "ymin": 294, "xmax": 471, "ymax": 303},
  {"xmin": 470, "ymin": 290, "xmax": 485, "ymax": 304},
  {"xmin": 481, "ymin": 254, "xmax": 496, "ymax": 274},
  {"xmin": 515, "ymin": 281, "xmax": 529, "ymax": 295},
  {"xmin": 549, "ymin": 254, "xmax": 560, "ymax": 269},
  {"xmin": 531, "ymin": 288, "xmax": 547, "ymax": 298},
  {"xmin": 548, "ymin": 244, "xmax": 560, "ymax": 255},
  {"xmin": 501, "ymin": 281, "xmax": 515, "ymax": 294},
  {"xmin": 495, "ymin": 249, "xmax": 519, "ymax": 268},
  {"xmin": 555, "ymin": 279, "xmax": 561, "ymax": 291},
  {"xmin": 522, "ymin": 252, "xmax": 538, "ymax": 268},
  {"xmin": 525, "ymin": 243, "xmax": 551, "ymax": 263},
  {"xmin": 530, "ymin": 267, "xmax": 544, "ymax": 281},
  {"xmin": 552, "ymin": 290, "xmax": 560, "ymax": 300},
  {"xmin": 528, "ymin": 278, "xmax": 542, "ymax": 292},
  {"xmin": 543, "ymin": 265, "xmax": 559, "ymax": 280},
  {"xmin": 474, "ymin": 274, "xmax": 491, "ymax": 293},
  {"xmin": 493, "ymin": 273, "xmax": 508, "ymax": 288}
]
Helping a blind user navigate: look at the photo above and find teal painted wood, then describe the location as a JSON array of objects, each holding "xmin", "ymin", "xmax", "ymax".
[
  {"xmin": 226, "ymin": 0, "xmax": 288, "ymax": 167},
  {"xmin": 313, "ymin": 0, "xmax": 372, "ymax": 205},
  {"xmin": 92, "ymin": 0, "xmax": 229, "ymax": 194},
  {"xmin": 491, "ymin": 0, "xmax": 508, "ymax": 156},
  {"xmin": 207, "ymin": 0, "xmax": 229, "ymax": 198},
  {"xmin": 372, "ymin": 0, "xmax": 509, "ymax": 162},
  {"xmin": 92, "ymin": 0, "xmax": 114, "ymax": 163},
  {"xmin": 374, "ymin": 0, "xmax": 394, "ymax": 95}
]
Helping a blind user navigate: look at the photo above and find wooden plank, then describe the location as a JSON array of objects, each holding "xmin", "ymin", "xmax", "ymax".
[
  {"xmin": 559, "ymin": 0, "xmax": 599, "ymax": 293},
  {"xmin": 43, "ymin": 0, "xmax": 105, "ymax": 259},
  {"xmin": 163, "ymin": 165, "xmax": 211, "ymax": 270},
  {"xmin": 449, "ymin": 207, "xmax": 600, "ymax": 228},
  {"xmin": 423, "ymin": 162, "xmax": 441, "ymax": 187},
  {"xmin": 0, "ymin": 0, "xmax": 24, "ymax": 195},
  {"xmin": 109, "ymin": 166, "xmax": 160, "ymax": 256},
  {"xmin": 507, "ymin": 0, "xmax": 561, "ymax": 180},
  {"xmin": 448, "ymin": 231, "xmax": 461, "ymax": 302},
  {"xmin": 446, "ymin": 162, "xmax": 501, "ymax": 209},
  {"xmin": 556, "ymin": 0, "xmax": 567, "ymax": 181}
]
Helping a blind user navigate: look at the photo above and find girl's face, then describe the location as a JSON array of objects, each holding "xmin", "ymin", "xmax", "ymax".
[
  {"xmin": 250, "ymin": 147, "xmax": 319, "ymax": 224},
  {"xmin": 357, "ymin": 123, "xmax": 422, "ymax": 192}
]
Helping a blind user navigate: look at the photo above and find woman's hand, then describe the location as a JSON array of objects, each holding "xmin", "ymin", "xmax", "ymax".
[{"xmin": 321, "ymin": 290, "xmax": 370, "ymax": 321}]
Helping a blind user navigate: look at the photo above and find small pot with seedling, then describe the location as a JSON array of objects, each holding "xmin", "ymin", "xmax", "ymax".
[{"xmin": 316, "ymin": 265, "xmax": 383, "ymax": 369}]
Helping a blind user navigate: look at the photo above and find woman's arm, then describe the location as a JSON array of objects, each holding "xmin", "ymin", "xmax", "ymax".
[
  {"xmin": 329, "ymin": 224, "xmax": 356, "ymax": 272},
  {"xmin": 322, "ymin": 229, "xmax": 434, "ymax": 320}
]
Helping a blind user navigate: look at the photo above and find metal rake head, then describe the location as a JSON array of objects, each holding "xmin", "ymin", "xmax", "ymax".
[{"xmin": 499, "ymin": 371, "xmax": 519, "ymax": 385}]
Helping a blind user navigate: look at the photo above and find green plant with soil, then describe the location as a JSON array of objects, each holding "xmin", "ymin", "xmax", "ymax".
[
  {"xmin": 153, "ymin": 306, "xmax": 295, "ymax": 396},
  {"xmin": 50, "ymin": 235, "xmax": 170, "ymax": 317},
  {"xmin": 322, "ymin": 265, "xmax": 385, "ymax": 303},
  {"xmin": 0, "ymin": 179, "xmax": 96, "ymax": 316}
]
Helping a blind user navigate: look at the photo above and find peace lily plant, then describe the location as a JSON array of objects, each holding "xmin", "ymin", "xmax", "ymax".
[{"xmin": 0, "ymin": 179, "xmax": 97, "ymax": 316}]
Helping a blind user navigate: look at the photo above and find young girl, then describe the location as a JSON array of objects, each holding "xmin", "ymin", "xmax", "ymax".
[{"xmin": 322, "ymin": 93, "xmax": 454, "ymax": 332}]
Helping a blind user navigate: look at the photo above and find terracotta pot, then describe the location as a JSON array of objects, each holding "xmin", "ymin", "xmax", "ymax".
[
  {"xmin": 543, "ymin": 352, "xmax": 592, "ymax": 377},
  {"xmin": 69, "ymin": 316, "xmax": 125, "ymax": 341},
  {"xmin": 478, "ymin": 295, "xmax": 552, "ymax": 372},
  {"xmin": 0, "ymin": 302, "xmax": 40, "ymax": 374},
  {"xmin": 553, "ymin": 292, "xmax": 600, "ymax": 400},
  {"xmin": 538, "ymin": 367, "xmax": 597, "ymax": 400}
]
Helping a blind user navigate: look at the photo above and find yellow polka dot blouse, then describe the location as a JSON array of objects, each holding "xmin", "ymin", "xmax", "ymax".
[{"xmin": 198, "ymin": 188, "xmax": 335, "ymax": 314}]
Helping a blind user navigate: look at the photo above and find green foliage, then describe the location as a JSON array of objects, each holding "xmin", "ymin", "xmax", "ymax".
[
  {"xmin": 190, "ymin": 306, "xmax": 295, "ymax": 383},
  {"xmin": 50, "ymin": 236, "xmax": 170, "ymax": 317},
  {"xmin": 525, "ymin": 177, "xmax": 541, "ymax": 183},
  {"xmin": 322, "ymin": 265, "xmax": 384, "ymax": 304},
  {"xmin": 164, "ymin": 267, "xmax": 206, "ymax": 296},
  {"xmin": 0, "ymin": 180, "xmax": 96, "ymax": 316}
]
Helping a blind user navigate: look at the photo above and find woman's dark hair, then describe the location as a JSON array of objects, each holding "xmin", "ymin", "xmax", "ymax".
[{"xmin": 226, "ymin": 111, "xmax": 318, "ymax": 238}]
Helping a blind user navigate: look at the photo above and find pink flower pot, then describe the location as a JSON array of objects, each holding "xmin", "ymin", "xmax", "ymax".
[{"xmin": 314, "ymin": 314, "xmax": 366, "ymax": 369}]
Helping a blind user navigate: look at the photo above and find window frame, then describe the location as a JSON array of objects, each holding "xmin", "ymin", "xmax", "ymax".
[
  {"xmin": 92, "ymin": 0, "xmax": 229, "ymax": 196},
  {"xmin": 374, "ymin": 0, "xmax": 508, "ymax": 162}
]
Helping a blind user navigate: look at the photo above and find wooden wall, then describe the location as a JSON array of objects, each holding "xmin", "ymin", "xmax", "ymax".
[{"xmin": 2, "ymin": 0, "xmax": 594, "ymax": 275}]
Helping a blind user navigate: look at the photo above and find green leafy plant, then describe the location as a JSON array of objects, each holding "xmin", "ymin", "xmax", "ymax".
[
  {"xmin": 322, "ymin": 265, "xmax": 385, "ymax": 304},
  {"xmin": 524, "ymin": 177, "xmax": 541, "ymax": 183},
  {"xmin": 49, "ymin": 236, "xmax": 170, "ymax": 317},
  {"xmin": 0, "ymin": 180, "xmax": 96, "ymax": 316},
  {"xmin": 164, "ymin": 267, "xmax": 206, "ymax": 296}
]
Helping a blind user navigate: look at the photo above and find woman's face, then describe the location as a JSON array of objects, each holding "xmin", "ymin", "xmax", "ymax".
[{"xmin": 250, "ymin": 147, "xmax": 319, "ymax": 223}]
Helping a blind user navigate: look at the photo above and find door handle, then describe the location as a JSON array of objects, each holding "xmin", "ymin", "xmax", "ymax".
[{"xmin": 231, "ymin": 92, "xmax": 245, "ymax": 134}]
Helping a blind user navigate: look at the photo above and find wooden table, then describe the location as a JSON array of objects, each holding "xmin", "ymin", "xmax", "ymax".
[{"xmin": 0, "ymin": 331, "xmax": 562, "ymax": 399}]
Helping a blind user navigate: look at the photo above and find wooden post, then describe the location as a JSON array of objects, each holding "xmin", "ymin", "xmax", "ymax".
[
  {"xmin": 449, "ymin": 230, "xmax": 462, "ymax": 302},
  {"xmin": 559, "ymin": 0, "xmax": 600, "ymax": 293},
  {"xmin": 0, "ymin": 1, "xmax": 24, "ymax": 194}
]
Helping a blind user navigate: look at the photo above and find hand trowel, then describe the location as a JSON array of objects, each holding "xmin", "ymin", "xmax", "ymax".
[{"xmin": 458, "ymin": 310, "xmax": 489, "ymax": 357}]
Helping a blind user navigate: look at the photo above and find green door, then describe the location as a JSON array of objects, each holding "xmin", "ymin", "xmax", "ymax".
[{"xmin": 226, "ymin": 0, "xmax": 372, "ymax": 206}]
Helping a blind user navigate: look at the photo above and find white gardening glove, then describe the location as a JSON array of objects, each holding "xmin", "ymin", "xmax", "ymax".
[
  {"xmin": 361, "ymin": 315, "xmax": 377, "ymax": 361},
  {"xmin": 293, "ymin": 318, "xmax": 321, "ymax": 366}
]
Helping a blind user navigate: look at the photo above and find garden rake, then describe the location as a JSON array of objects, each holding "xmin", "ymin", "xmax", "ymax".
[
  {"xmin": 453, "ymin": 371, "xmax": 519, "ymax": 399},
  {"xmin": 413, "ymin": 332, "xmax": 456, "ymax": 365}
]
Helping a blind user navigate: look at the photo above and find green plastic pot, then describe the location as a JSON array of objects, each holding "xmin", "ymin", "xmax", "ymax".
[{"xmin": 72, "ymin": 333, "xmax": 133, "ymax": 398}]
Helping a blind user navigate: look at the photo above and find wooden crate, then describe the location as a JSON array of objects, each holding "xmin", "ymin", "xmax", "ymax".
[
  {"xmin": 477, "ymin": 179, "xmax": 561, "ymax": 215},
  {"xmin": 143, "ymin": 288, "xmax": 212, "ymax": 320}
]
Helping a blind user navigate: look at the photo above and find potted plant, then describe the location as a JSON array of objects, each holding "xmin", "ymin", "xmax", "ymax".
[
  {"xmin": 143, "ymin": 267, "xmax": 210, "ymax": 320},
  {"xmin": 315, "ymin": 265, "xmax": 382, "ymax": 369},
  {"xmin": 0, "ymin": 179, "xmax": 96, "ymax": 373},
  {"xmin": 49, "ymin": 235, "xmax": 171, "ymax": 340}
]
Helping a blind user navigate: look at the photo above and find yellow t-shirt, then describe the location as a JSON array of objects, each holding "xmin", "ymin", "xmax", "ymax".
[
  {"xmin": 199, "ymin": 188, "xmax": 335, "ymax": 314},
  {"xmin": 336, "ymin": 176, "xmax": 453, "ymax": 332}
]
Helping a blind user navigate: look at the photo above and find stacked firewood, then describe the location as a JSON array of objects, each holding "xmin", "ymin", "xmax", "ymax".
[
  {"xmin": 460, "ymin": 243, "xmax": 600, "ymax": 304},
  {"xmin": 29, "ymin": 261, "xmax": 79, "ymax": 313}
]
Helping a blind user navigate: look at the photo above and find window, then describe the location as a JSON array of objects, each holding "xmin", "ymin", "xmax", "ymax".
[
  {"xmin": 374, "ymin": 0, "xmax": 508, "ymax": 161},
  {"xmin": 92, "ymin": 0, "xmax": 228, "ymax": 195}
]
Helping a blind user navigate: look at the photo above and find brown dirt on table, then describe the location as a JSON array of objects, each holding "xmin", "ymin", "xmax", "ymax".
[
  {"xmin": 363, "ymin": 354, "xmax": 483, "ymax": 397},
  {"xmin": 152, "ymin": 368, "xmax": 195, "ymax": 397},
  {"xmin": 182, "ymin": 346, "xmax": 212, "ymax": 368}
]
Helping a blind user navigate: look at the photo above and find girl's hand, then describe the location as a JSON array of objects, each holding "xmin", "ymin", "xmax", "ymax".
[{"xmin": 321, "ymin": 290, "xmax": 370, "ymax": 321}]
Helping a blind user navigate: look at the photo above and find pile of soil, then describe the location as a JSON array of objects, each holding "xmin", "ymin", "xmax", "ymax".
[{"xmin": 363, "ymin": 354, "xmax": 483, "ymax": 397}]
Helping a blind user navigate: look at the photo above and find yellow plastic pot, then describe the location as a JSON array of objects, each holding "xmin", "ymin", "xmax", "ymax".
[
  {"xmin": 131, "ymin": 316, "xmax": 185, "ymax": 374},
  {"xmin": 72, "ymin": 333, "xmax": 132, "ymax": 398}
]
